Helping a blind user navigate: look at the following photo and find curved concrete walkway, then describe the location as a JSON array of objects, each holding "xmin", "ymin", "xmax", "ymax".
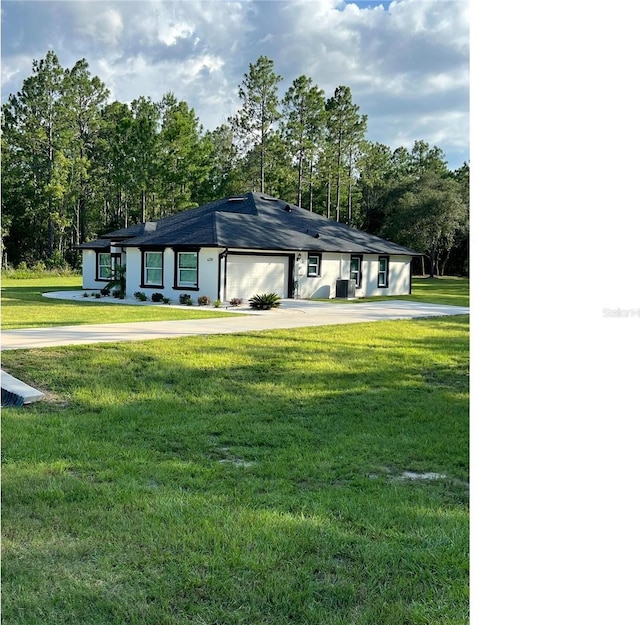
[{"xmin": 1, "ymin": 298, "xmax": 469, "ymax": 351}]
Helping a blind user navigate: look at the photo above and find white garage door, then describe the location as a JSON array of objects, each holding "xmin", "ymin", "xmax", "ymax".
[{"xmin": 226, "ymin": 255, "xmax": 289, "ymax": 300}]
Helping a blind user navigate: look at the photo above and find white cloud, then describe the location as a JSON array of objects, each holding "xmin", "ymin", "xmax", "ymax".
[
  {"xmin": 65, "ymin": 4, "xmax": 125, "ymax": 46},
  {"xmin": 1, "ymin": 54, "xmax": 34, "ymax": 87},
  {"xmin": 1, "ymin": 0, "xmax": 469, "ymax": 168},
  {"xmin": 179, "ymin": 54, "xmax": 225, "ymax": 82},
  {"xmin": 157, "ymin": 20, "xmax": 194, "ymax": 46}
]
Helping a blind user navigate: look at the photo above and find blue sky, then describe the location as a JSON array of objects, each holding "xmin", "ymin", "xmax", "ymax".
[{"xmin": 1, "ymin": 0, "xmax": 469, "ymax": 169}]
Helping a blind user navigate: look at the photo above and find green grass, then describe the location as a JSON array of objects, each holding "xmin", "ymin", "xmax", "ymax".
[
  {"xmin": 0, "ymin": 276, "xmax": 239, "ymax": 330},
  {"xmin": 1, "ymin": 316, "xmax": 469, "ymax": 624},
  {"xmin": 409, "ymin": 277, "xmax": 469, "ymax": 307},
  {"xmin": 1, "ymin": 276, "xmax": 469, "ymax": 330},
  {"xmin": 329, "ymin": 277, "xmax": 469, "ymax": 308}
]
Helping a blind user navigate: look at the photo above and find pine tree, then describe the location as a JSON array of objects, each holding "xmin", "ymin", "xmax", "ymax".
[
  {"xmin": 62, "ymin": 58, "xmax": 110, "ymax": 244},
  {"xmin": 281, "ymin": 75, "xmax": 325, "ymax": 208},
  {"xmin": 324, "ymin": 86, "xmax": 367, "ymax": 221},
  {"xmin": 230, "ymin": 56, "xmax": 282, "ymax": 193},
  {"xmin": 1, "ymin": 51, "xmax": 67, "ymax": 261}
]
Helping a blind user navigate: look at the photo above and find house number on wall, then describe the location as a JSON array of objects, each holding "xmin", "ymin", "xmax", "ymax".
[{"xmin": 207, "ymin": 257, "xmax": 215, "ymax": 262}]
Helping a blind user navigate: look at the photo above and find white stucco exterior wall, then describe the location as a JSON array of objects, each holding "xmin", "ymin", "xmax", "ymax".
[
  {"xmin": 295, "ymin": 252, "xmax": 412, "ymax": 299},
  {"xmin": 124, "ymin": 247, "xmax": 223, "ymax": 301},
  {"xmin": 84, "ymin": 246, "xmax": 411, "ymax": 300},
  {"xmin": 124, "ymin": 248, "xmax": 142, "ymax": 296},
  {"xmin": 197, "ymin": 248, "xmax": 222, "ymax": 301},
  {"xmin": 82, "ymin": 250, "xmax": 102, "ymax": 290}
]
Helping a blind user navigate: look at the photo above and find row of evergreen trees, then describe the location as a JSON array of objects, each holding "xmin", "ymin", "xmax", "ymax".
[{"xmin": 1, "ymin": 52, "xmax": 469, "ymax": 276}]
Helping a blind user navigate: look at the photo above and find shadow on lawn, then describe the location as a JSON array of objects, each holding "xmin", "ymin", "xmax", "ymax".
[
  {"xmin": 3, "ymin": 321, "xmax": 469, "ymax": 481},
  {"xmin": 1, "ymin": 321, "xmax": 470, "ymax": 624}
]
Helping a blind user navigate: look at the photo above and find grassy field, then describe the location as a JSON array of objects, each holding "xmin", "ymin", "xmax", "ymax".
[
  {"xmin": 356, "ymin": 277, "xmax": 469, "ymax": 308},
  {"xmin": 1, "ymin": 277, "xmax": 469, "ymax": 624},
  {"xmin": 1, "ymin": 276, "xmax": 469, "ymax": 330},
  {"xmin": 0, "ymin": 276, "xmax": 239, "ymax": 330},
  {"xmin": 406, "ymin": 277, "xmax": 469, "ymax": 307}
]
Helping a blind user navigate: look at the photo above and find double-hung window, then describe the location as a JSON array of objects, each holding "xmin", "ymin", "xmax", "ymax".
[
  {"xmin": 378, "ymin": 256, "xmax": 389, "ymax": 288},
  {"xmin": 350, "ymin": 255, "xmax": 362, "ymax": 288},
  {"xmin": 176, "ymin": 251, "xmax": 198, "ymax": 288},
  {"xmin": 143, "ymin": 251, "xmax": 163, "ymax": 286},
  {"xmin": 307, "ymin": 254, "xmax": 321, "ymax": 277},
  {"xmin": 97, "ymin": 252, "xmax": 111, "ymax": 280}
]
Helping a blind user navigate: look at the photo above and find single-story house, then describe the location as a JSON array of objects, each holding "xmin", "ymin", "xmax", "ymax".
[{"xmin": 79, "ymin": 192, "xmax": 419, "ymax": 301}]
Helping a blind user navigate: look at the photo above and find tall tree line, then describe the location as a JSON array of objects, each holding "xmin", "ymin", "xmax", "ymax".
[{"xmin": 2, "ymin": 52, "xmax": 469, "ymax": 276}]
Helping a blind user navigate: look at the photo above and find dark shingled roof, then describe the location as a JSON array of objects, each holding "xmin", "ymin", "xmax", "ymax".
[
  {"xmin": 82, "ymin": 193, "xmax": 419, "ymax": 255},
  {"xmin": 77, "ymin": 238, "xmax": 112, "ymax": 250}
]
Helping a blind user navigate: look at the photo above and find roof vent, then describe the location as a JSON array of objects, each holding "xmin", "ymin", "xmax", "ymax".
[
  {"xmin": 262, "ymin": 196, "xmax": 279, "ymax": 201},
  {"xmin": 284, "ymin": 204, "xmax": 292, "ymax": 212},
  {"xmin": 143, "ymin": 222, "xmax": 157, "ymax": 233},
  {"xmin": 228, "ymin": 197, "xmax": 245, "ymax": 203},
  {"xmin": 314, "ymin": 232, "xmax": 321, "ymax": 238}
]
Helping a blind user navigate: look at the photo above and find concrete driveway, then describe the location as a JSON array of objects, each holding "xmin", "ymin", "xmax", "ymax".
[{"xmin": 1, "ymin": 297, "xmax": 469, "ymax": 351}]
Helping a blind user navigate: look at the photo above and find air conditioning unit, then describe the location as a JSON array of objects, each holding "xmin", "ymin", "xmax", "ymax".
[{"xmin": 335, "ymin": 279, "xmax": 356, "ymax": 299}]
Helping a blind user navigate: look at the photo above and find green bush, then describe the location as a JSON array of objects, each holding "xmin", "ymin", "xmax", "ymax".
[
  {"xmin": 151, "ymin": 292, "xmax": 164, "ymax": 302},
  {"xmin": 249, "ymin": 293, "xmax": 281, "ymax": 310},
  {"xmin": 44, "ymin": 251, "xmax": 70, "ymax": 271},
  {"xmin": 134, "ymin": 291, "xmax": 148, "ymax": 302},
  {"xmin": 1, "ymin": 265, "xmax": 81, "ymax": 279},
  {"xmin": 179, "ymin": 294, "xmax": 193, "ymax": 305},
  {"xmin": 101, "ymin": 264, "xmax": 126, "ymax": 295}
]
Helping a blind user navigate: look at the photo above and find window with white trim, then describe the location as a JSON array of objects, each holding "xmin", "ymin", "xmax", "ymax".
[
  {"xmin": 307, "ymin": 254, "xmax": 321, "ymax": 277},
  {"xmin": 350, "ymin": 255, "xmax": 362, "ymax": 288},
  {"xmin": 378, "ymin": 256, "xmax": 389, "ymax": 288},
  {"xmin": 177, "ymin": 252, "xmax": 198, "ymax": 288},
  {"xmin": 144, "ymin": 251, "xmax": 163, "ymax": 286},
  {"xmin": 97, "ymin": 252, "xmax": 111, "ymax": 280}
]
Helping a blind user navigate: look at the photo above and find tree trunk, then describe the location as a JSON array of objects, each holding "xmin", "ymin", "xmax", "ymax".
[
  {"xmin": 440, "ymin": 248, "xmax": 451, "ymax": 277},
  {"xmin": 260, "ymin": 141, "xmax": 265, "ymax": 193},
  {"xmin": 326, "ymin": 180, "xmax": 331, "ymax": 219},
  {"xmin": 47, "ymin": 213, "xmax": 54, "ymax": 258},
  {"xmin": 141, "ymin": 189, "xmax": 146, "ymax": 223},
  {"xmin": 347, "ymin": 147, "xmax": 353, "ymax": 224},
  {"xmin": 76, "ymin": 200, "xmax": 81, "ymax": 247},
  {"xmin": 79, "ymin": 194, "xmax": 87, "ymax": 244},
  {"xmin": 335, "ymin": 162, "xmax": 341, "ymax": 222},
  {"xmin": 297, "ymin": 152, "xmax": 303, "ymax": 207},
  {"xmin": 308, "ymin": 160, "xmax": 314, "ymax": 212}
]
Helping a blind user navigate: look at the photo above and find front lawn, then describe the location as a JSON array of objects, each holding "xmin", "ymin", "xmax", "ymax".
[
  {"xmin": 0, "ymin": 276, "xmax": 238, "ymax": 330},
  {"xmin": 1, "ymin": 275, "xmax": 469, "ymax": 330},
  {"xmin": 328, "ymin": 277, "xmax": 469, "ymax": 308},
  {"xmin": 410, "ymin": 276, "xmax": 469, "ymax": 307},
  {"xmin": 1, "ymin": 316, "xmax": 469, "ymax": 624}
]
